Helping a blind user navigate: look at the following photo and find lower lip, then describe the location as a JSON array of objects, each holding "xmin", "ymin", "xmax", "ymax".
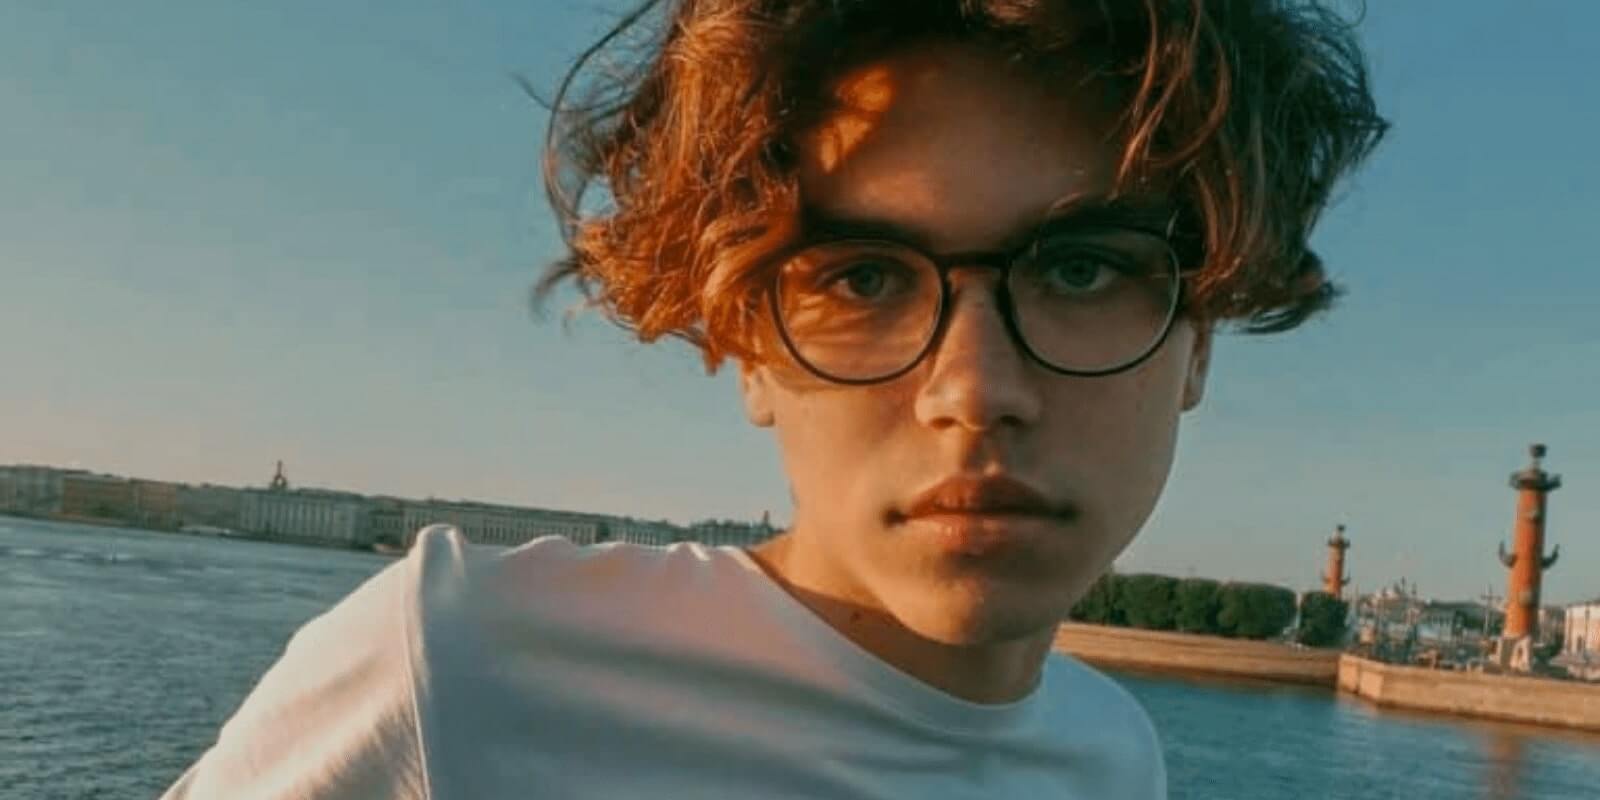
[{"xmin": 904, "ymin": 513, "xmax": 1058, "ymax": 557}]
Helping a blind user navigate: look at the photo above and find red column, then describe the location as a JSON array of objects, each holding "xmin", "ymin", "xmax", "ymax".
[
  {"xmin": 1323, "ymin": 524, "xmax": 1350, "ymax": 599},
  {"xmin": 1499, "ymin": 444, "xmax": 1561, "ymax": 639}
]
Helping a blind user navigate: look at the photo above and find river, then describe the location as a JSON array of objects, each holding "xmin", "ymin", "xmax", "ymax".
[{"xmin": 2, "ymin": 517, "xmax": 1596, "ymax": 799}]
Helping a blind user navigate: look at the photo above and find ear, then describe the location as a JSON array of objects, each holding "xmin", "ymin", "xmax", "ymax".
[
  {"xmin": 1180, "ymin": 323, "xmax": 1212, "ymax": 411},
  {"xmin": 739, "ymin": 360, "xmax": 776, "ymax": 427}
]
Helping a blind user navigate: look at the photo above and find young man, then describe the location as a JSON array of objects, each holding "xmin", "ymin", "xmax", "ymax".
[{"xmin": 163, "ymin": 1, "xmax": 1385, "ymax": 797}]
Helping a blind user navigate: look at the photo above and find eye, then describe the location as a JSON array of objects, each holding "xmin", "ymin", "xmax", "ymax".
[
  {"xmin": 820, "ymin": 259, "xmax": 913, "ymax": 302},
  {"xmin": 1034, "ymin": 251, "xmax": 1121, "ymax": 296}
]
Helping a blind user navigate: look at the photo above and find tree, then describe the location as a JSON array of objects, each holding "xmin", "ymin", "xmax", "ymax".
[
  {"xmin": 1069, "ymin": 572, "xmax": 1123, "ymax": 625},
  {"xmin": 1216, "ymin": 582, "xmax": 1298, "ymax": 639},
  {"xmin": 1174, "ymin": 578, "xmax": 1222, "ymax": 635},
  {"xmin": 1117, "ymin": 574, "xmax": 1179, "ymax": 630},
  {"xmin": 1295, "ymin": 591, "xmax": 1350, "ymax": 647}
]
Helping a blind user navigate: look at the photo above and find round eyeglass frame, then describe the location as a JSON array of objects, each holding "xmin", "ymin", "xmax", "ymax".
[{"xmin": 764, "ymin": 225, "xmax": 1191, "ymax": 386}]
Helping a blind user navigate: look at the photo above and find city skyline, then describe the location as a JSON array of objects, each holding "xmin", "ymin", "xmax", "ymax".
[
  {"xmin": 2, "ymin": 455, "xmax": 1586, "ymax": 611},
  {"xmin": 3, "ymin": 2, "xmax": 1597, "ymax": 604},
  {"xmin": 1, "ymin": 458, "xmax": 778, "ymax": 528},
  {"xmin": 0, "ymin": 460, "xmax": 781, "ymax": 555}
]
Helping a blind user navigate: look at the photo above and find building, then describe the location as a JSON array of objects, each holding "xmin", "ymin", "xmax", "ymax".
[
  {"xmin": 1538, "ymin": 606, "xmax": 1566, "ymax": 649},
  {"xmin": 682, "ymin": 515, "xmax": 780, "ymax": 548},
  {"xmin": 1556, "ymin": 600, "xmax": 1600, "ymax": 680},
  {"xmin": 1563, "ymin": 601, "xmax": 1599, "ymax": 654},
  {"xmin": 1415, "ymin": 603, "xmax": 1472, "ymax": 646},
  {"xmin": 379, "ymin": 504, "xmax": 686, "ymax": 551},
  {"xmin": 400, "ymin": 501, "xmax": 603, "ymax": 548},
  {"xmin": 1413, "ymin": 601, "xmax": 1505, "ymax": 650},
  {"xmin": 368, "ymin": 499, "xmax": 407, "ymax": 546},
  {"xmin": 60, "ymin": 473, "xmax": 138, "ymax": 522},
  {"xmin": 0, "ymin": 465, "xmax": 69, "ymax": 516},
  {"xmin": 176, "ymin": 484, "xmax": 244, "ymax": 531},
  {"xmin": 130, "ymin": 479, "xmax": 181, "ymax": 529},
  {"xmin": 391, "ymin": 503, "xmax": 700, "ymax": 550},
  {"xmin": 240, "ymin": 489, "xmax": 374, "ymax": 547},
  {"xmin": 601, "ymin": 517, "xmax": 684, "ymax": 547},
  {"xmin": 5, "ymin": 460, "xmax": 779, "ymax": 559}
]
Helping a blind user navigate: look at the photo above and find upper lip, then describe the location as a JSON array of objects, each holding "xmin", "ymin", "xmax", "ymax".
[{"xmin": 900, "ymin": 474, "xmax": 1062, "ymax": 519}]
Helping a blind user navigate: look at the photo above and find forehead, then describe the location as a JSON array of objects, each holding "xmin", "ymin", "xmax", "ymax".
[{"xmin": 795, "ymin": 41, "xmax": 1124, "ymax": 253}]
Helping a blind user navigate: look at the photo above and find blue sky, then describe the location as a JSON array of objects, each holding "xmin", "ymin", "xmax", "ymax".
[{"xmin": 2, "ymin": 2, "xmax": 1595, "ymax": 604}]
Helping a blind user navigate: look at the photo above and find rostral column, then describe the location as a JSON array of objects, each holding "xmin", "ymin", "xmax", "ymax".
[
  {"xmin": 1497, "ymin": 444, "xmax": 1561, "ymax": 639},
  {"xmin": 1322, "ymin": 524, "xmax": 1351, "ymax": 599}
]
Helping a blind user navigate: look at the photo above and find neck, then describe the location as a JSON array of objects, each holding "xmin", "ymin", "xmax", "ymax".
[{"xmin": 747, "ymin": 531, "xmax": 1055, "ymax": 705}]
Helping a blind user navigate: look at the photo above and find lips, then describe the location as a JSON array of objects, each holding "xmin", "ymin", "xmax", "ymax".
[
  {"xmin": 898, "ymin": 474, "xmax": 1066, "ymax": 521},
  {"xmin": 891, "ymin": 475, "xmax": 1073, "ymax": 560}
]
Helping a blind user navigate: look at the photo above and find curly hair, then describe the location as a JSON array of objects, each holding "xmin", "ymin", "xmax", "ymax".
[{"xmin": 536, "ymin": 0, "xmax": 1388, "ymax": 372}]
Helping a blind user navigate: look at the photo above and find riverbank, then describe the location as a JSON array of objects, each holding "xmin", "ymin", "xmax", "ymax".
[
  {"xmin": 1053, "ymin": 621, "xmax": 1340, "ymax": 686},
  {"xmin": 1338, "ymin": 655, "xmax": 1600, "ymax": 733},
  {"xmin": 1054, "ymin": 622, "xmax": 1600, "ymax": 733}
]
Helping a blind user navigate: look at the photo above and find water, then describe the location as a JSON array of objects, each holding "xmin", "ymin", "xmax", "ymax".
[{"xmin": 3, "ymin": 518, "xmax": 1597, "ymax": 799}]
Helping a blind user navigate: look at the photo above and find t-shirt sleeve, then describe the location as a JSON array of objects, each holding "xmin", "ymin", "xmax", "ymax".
[{"xmin": 157, "ymin": 549, "xmax": 430, "ymax": 800}]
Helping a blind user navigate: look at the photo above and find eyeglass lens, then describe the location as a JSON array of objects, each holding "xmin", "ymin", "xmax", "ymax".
[{"xmin": 774, "ymin": 228, "xmax": 1179, "ymax": 382}]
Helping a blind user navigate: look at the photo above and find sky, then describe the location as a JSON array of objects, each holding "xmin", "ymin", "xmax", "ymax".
[{"xmin": 2, "ymin": 1, "xmax": 1595, "ymax": 604}]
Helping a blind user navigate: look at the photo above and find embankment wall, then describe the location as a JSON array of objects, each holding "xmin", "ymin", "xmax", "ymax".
[
  {"xmin": 1052, "ymin": 622, "xmax": 1339, "ymax": 686},
  {"xmin": 1053, "ymin": 624, "xmax": 1600, "ymax": 732},
  {"xmin": 1337, "ymin": 655, "xmax": 1600, "ymax": 733}
]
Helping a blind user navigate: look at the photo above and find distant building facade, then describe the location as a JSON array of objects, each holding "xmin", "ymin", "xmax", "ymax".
[
  {"xmin": 240, "ymin": 489, "xmax": 373, "ymax": 547},
  {"xmin": 0, "ymin": 465, "xmax": 69, "ymax": 516},
  {"xmin": 61, "ymin": 474, "xmax": 138, "ymax": 521},
  {"xmin": 176, "ymin": 484, "xmax": 244, "ymax": 530},
  {"xmin": 401, "ymin": 501, "xmax": 602, "ymax": 548},
  {"xmin": 130, "ymin": 479, "xmax": 181, "ymax": 529},
  {"xmin": 601, "ymin": 517, "xmax": 683, "ymax": 547},
  {"xmin": 368, "ymin": 500, "xmax": 406, "ymax": 546},
  {"xmin": 1558, "ymin": 601, "xmax": 1600, "ymax": 681},
  {"xmin": 682, "ymin": 516, "xmax": 779, "ymax": 548},
  {"xmin": 1415, "ymin": 604, "xmax": 1472, "ymax": 646},
  {"xmin": 391, "ymin": 504, "xmax": 703, "ymax": 550},
  {"xmin": 1538, "ymin": 606, "xmax": 1566, "ymax": 650},
  {"xmin": 4, "ymin": 462, "xmax": 777, "ymax": 559},
  {"xmin": 1565, "ymin": 601, "xmax": 1600, "ymax": 655}
]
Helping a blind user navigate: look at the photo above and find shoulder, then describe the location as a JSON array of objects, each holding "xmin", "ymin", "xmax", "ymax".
[
  {"xmin": 165, "ymin": 524, "xmax": 713, "ymax": 799},
  {"xmin": 161, "ymin": 532, "xmax": 438, "ymax": 798},
  {"xmin": 410, "ymin": 523, "xmax": 744, "ymax": 604},
  {"xmin": 1039, "ymin": 652, "xmax": 1167, "ymax": 797}
]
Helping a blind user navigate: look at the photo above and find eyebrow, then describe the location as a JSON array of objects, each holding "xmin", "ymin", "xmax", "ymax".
[
  {"xmin": 799, "ymin": 193, "xmax": 1178, "ymax": 253},
  {"xmin": 1040, "ymin": 193, "xmax": 1178, "ymax": 234}
]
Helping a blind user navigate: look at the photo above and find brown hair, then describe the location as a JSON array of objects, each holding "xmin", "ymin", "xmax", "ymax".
[{"xmin": 536, "ymin": 0, "xmax": 1389, "ymax": 372}]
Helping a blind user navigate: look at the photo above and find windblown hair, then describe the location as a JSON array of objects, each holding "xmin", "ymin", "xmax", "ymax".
[{"xmin": 537, "ymin": 0, "xmax": 1389, "ymax": 372}]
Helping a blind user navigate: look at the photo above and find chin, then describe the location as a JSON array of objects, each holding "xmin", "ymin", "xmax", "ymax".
[{"xmin": 890, "ymin": 576, "xmax": 1071, "ymax": 646}]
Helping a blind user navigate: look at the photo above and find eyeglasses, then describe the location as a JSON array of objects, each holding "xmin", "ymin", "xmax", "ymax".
[{"xmin": 766, "ymin": 222, "xmax": 1187, "ymax": 385}]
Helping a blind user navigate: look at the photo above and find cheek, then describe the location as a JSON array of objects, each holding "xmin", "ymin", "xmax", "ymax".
[
  {"xmin": 770, "ymin": 382, "xmax": 911, "ymax": 508},
  {"xmin": 1045, "ymin": 356, "xmax": 1188, "ymax": 523}
]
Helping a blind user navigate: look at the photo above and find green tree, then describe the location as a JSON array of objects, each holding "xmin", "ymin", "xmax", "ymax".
[
  {"xmin": 1174, "ymin": 578, "xmax": 1222, "ymax": 635},
  {"xmin": 1117, "ymin": 574, "xmax": 1179, "ymax": 630},
  {"xmin": 1216, "ymin": 582, "xmax": 1298, "ymax": 639},
  {"xmin": 1295, "ymin": 591, "xmax": 1350, "ymax": 647},
  {"xmin": 1069, "ymin": 572, "xmax": 1123, "ymax": 625}
]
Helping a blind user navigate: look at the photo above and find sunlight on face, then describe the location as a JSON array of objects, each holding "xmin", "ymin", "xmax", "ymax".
[{"xmin": 742, "ymin": 42, "xmax": 1211, "ymax": 646}]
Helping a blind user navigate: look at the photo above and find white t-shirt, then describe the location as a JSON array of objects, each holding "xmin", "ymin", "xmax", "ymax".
[{"xmin": 162, "ymin": 525, "xmax": 1166, "ymax": 799}]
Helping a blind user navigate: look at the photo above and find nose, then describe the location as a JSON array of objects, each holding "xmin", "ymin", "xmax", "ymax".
[{"xmin": 912, "ymin": 269, "xmax": 1044, "ymax": 433}]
